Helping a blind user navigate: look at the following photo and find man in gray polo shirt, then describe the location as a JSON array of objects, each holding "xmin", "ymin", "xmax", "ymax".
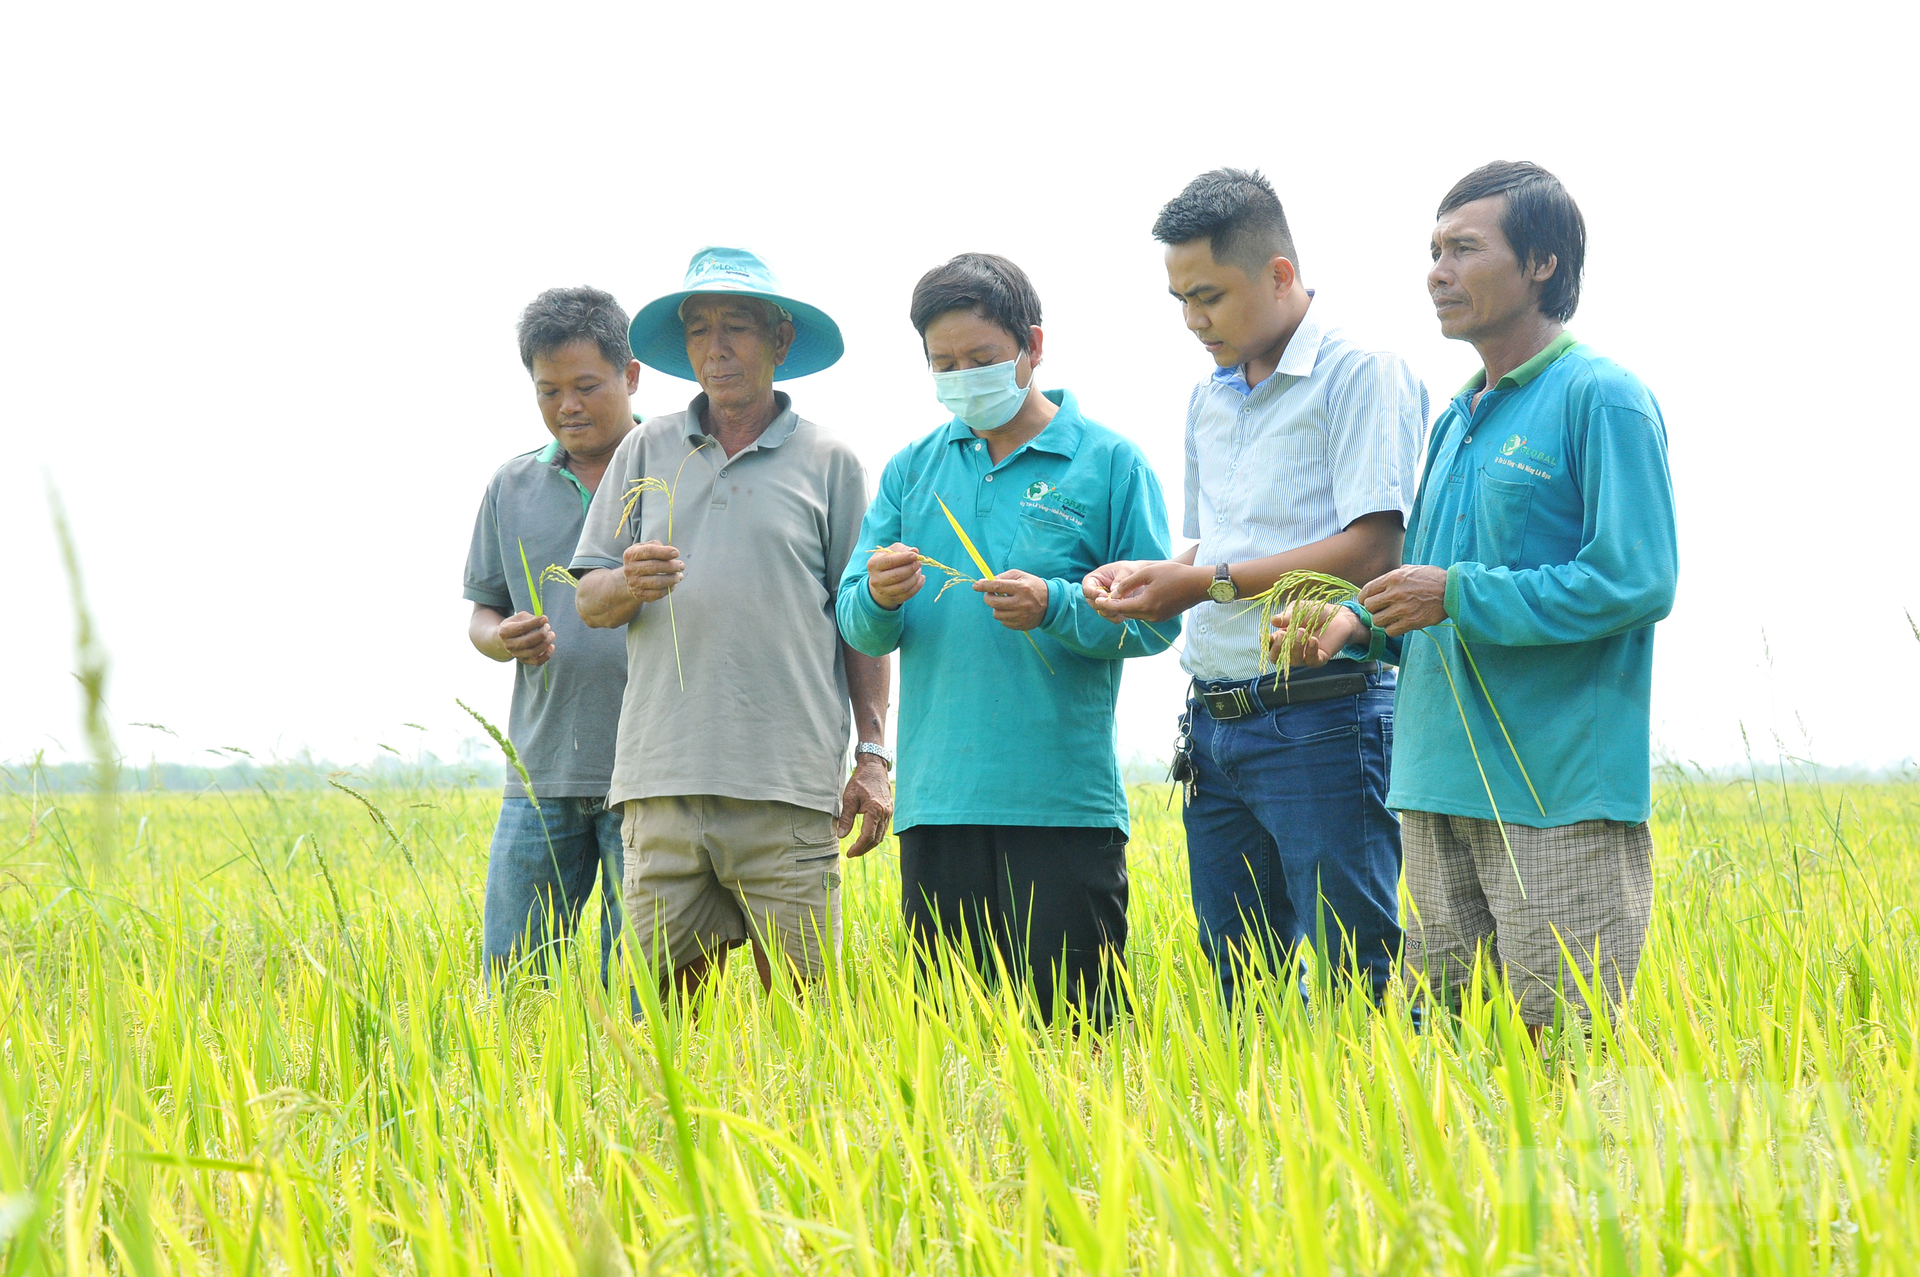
[
  {"xmin": 465, "ymin": 286, "xmax": 640, "ymax": 987},
  {"xmin": 574, "ymin": 247, "xmax": 892, "ymax": 999}
]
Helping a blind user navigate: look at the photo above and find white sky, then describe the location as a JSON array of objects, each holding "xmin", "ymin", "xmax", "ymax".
[{"xmin": 4, "ymin": 0, "xmax": 1915, "ymax": 775}]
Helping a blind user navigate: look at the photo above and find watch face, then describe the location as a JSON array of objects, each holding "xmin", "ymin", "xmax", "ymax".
[{"xmin": 1208, "ymin": 580, "xmax": 1235, "ymax": 603}]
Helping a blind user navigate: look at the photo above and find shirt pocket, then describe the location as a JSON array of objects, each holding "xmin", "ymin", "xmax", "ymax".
[
  {"xmin": 1474, "ymin": 470, "xmax": 1534, "ymax": 569},
  {"xmin": 1006, "ymin": 508, "xmax": 1088, "ymax": 579}
]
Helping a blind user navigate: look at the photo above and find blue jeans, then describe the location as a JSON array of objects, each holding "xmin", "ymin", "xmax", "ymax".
[
  {"xmin": 1183, "ymin": 673, "xmax": 1401, "ymax": 1005},
  {"xmin": 483, "ymin": 796, "xmax": 626, "ymax": 986}
]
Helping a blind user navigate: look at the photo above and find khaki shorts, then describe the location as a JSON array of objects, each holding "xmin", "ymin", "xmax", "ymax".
[
  {"xmin": 621, "ymin": 796, "xmax": 842, "ymax": 979},
  {"xmin": 1402, "ymin": 810, "xmax": 1654, "ymax": 1025}
]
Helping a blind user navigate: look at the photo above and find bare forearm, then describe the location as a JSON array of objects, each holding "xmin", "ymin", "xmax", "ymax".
[
  {"xmin": 1229, "ymin": 511, "xmax": 1404, "ymax": 597},
  {"xmin": 469, "ymin": 606, "xmax": 512, "ymax": 661},
  {"xmin": 841, "ymin": 644, "xmax": 889, "ymax": 745},
  {"xmin": 574, "ymin": 568, "xmax": 642, "ymax": 628}
]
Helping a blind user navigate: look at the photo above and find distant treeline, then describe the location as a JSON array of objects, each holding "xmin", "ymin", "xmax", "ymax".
[
  {"xmin": 3, "ymin": 756, "xmax": 505, "ymax": 794},
  {"xmin": 4, "ymin": 754, "xmax": 1909, "ymax": 796}
]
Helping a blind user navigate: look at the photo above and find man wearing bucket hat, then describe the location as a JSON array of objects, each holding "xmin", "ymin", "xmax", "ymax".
[{"xmin": 573, "ymin": 247, "xmax": 891, "ymax": 1001}]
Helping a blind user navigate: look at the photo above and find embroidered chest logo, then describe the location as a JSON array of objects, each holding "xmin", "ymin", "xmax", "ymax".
[
  {"xmin": 1021, "ymin": 479, "xmax": 1087, "ymax": 525},
  {"xmin": 1499, "ymin": 434, "xmax": 1560, "ymax": 466},
  {"xmin": 1494, "ymin": 433, "xmax": 1560, "ymax": 480}
]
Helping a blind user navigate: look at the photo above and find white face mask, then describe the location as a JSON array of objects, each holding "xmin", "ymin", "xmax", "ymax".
[{"xmin": 931, "ymin": 356, "xmax": 1033, "ymax": 432}]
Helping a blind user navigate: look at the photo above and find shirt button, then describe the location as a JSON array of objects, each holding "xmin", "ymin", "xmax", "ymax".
[
  {"xmin": 985, "ymin": 474, "xmax": 994, "ymax": 482},
  {"xmin": 1463, "ymin": 436, "xmax": 1472, "ymax": 444}
]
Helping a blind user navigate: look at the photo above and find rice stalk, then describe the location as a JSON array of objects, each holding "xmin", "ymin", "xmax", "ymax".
[
  {"xmin": 934, "ymin": 494, "xmax": 1055, "ymax": 674},
  {"xmin": 1239, "ymin": 570, "xmax": 1364, "ymax": 680},
  {"xmin": 1254, "ymin": 571, "xmax": 1535, "ymax": 893},
  {"xmin": 871, "ymin": 547, "xmax": 981, "ymax": 603},
  {"xmin": 619, "ymin": 439, "xmax": 712, "ymax": 691},
  {"xmin": 517, "ymin": 539, "xmax": 551, "ymax": 690}
]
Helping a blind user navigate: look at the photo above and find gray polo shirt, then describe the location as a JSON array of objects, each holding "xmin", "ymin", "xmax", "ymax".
[
  {"xmin": 464, "ymin": 438, "xmax": 631, "ymax": 799},
  {"xmin": 572, "ymin": 393, "xmax": 867, "ymax": 815}
]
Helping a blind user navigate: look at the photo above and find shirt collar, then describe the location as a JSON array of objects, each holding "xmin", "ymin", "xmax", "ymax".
[
  {"xmin": 943, "ymin": 389, "xmax": 1084, "ymax": 460},
  {"xmin": 682, "ymin": 391, "xmax": 798, "ymax": 451},
  {"xmin": 1457, "ymin": 330, "xmax": 1578, "ymax": 395},
  {"xmin": 1210, "ymin": 290, "xmax": 1326, "ymax": 395}
]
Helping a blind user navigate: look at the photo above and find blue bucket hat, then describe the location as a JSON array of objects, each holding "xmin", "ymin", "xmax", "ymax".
[{"xmin": 628, "ymin": 246, "xmax": 845, "ymax": 382}]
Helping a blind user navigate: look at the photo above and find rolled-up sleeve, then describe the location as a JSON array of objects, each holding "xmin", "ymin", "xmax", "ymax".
[{"xmin": 1327, "ymin": 352, "xmax": 1428, "ymax": 530}]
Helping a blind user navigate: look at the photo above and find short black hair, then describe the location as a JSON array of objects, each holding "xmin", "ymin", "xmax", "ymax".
[
  {"xmin": 516, "ymin": 286, "xmax": 633, "ymax": 374},
  {"xmin": 1437, "ymin": 161, "xmax": 1586, "ymax": 323},
  {"xmin": 909, "ymin": 253, "xmax": 1043, "ymax": 353},
  {"xmin": 1151, "ymin": 168, "xmax": 1299, "ymax": 277}
]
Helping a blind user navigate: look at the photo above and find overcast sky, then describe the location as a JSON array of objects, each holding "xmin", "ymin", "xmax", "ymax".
[{"xmin": 4, "ymin": 0, "xmax": 1915, "ymax": 776}]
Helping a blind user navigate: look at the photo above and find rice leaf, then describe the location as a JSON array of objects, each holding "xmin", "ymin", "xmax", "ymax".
[
  {"xmin": 934, "ymin": 494, "xmax": 995, "ymax": 580},
  {"xmin": 516, "ymin": 539, "xmax": 549, "ymax": 689},
  {"xmin": 933, "ymin": 495, "xmax": 1055, "ymax": 675}
]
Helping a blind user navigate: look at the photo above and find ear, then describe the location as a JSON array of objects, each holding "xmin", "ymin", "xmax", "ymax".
[
  {"xmin": 1269, "ymin": 255, "xmax": 1298, "ymax": 298},
  {"xmin": 1025, "ymin": 325, "xmax": 1045, "ymax": 368},
  {"xmin": 624, "ymin": 359, "xmax": 642, "ymax": 394},
  {"xmin": 1528, "ymin": 252, "xmax": 1559, "ymax": 284},
  {"xmin": 771, "ymin": 318, "xmax": 796, "ymax": 365}
]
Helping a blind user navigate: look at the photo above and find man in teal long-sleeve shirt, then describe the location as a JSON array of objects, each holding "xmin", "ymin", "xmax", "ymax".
[
  {"xmin": 838, "ymin": 252, "xmax": 1177, "ymax": 1026},
  {"xmin": 1277, "ymin": 162, "xmax": 1677, "ymax": 1035}
]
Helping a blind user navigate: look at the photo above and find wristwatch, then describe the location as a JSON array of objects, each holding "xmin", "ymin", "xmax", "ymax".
[
  {"xmin": 1205, "ymin": 562, "xmax": 1238, "ymax": 604},
  {"xmin": 854, "ymin": 741, "xmax": 894, "ymax": 771}
]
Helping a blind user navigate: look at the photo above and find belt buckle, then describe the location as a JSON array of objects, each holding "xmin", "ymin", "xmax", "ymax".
[{"xmin": 1203, "ymin": 686, "xmax": 1255, "ymax": 720}]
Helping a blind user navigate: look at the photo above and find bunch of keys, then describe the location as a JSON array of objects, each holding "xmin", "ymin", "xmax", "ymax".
[{"xmin": 1168, "ymin": 709, "xmax": 1197, "ymax": 807}]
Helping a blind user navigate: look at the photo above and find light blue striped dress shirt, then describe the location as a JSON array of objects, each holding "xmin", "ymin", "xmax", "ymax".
[{"xmin": 1182, "ymin": 299, "xmax": 1429, "ymax": 682}]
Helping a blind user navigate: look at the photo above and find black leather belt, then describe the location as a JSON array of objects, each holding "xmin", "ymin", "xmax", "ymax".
[{"xmin": 1192, "ymin": 662, "xmax": 1383, "ymax": 721}]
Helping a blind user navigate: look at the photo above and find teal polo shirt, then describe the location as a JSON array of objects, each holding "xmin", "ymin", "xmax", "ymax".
[
  {"xmin": 1345, "ymin": 334, "xmax": 1678, "ymax": 826},
  {"xmin": 837, "ymin": 390, "xmax": 1177, "ymax": 834}
]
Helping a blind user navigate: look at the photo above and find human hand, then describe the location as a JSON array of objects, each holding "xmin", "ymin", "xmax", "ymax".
[
  {"xmin": 1357, "ymin": 565, "xmax": 1448, "ymax": 637},
  {"xmin": 497, "ymin": 611, "xmax": 556, "ymax": 666},
  {"xmin": 974, "ymin": 568, "xmax": 1049, "ymax": 631},
  {"xmin": 622, "ymin": 541, "xmax": 685, "ymax": 604},
  {"xmin": 1082, "ymin": 560, "xmax": 1143, "ymax": 607},
  {"xmin": 1091, "ymin": 559, "xmax": 1210, "ymax": 623},
  {"xmin": 866, "ymin": 543, "xmax": 926, "ymax": 611},
  {"xmin": 1269, "ymin": 604, "xmax": 1366, "ymax": 670},
  {"xmin": 835, "ymin": 757, "xmax": 894, "ymax": 856}
]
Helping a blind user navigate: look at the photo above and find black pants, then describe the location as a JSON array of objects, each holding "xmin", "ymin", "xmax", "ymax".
[{"xmin": 897, "ymin": 824, "xmax": 1128, "ymax": 1026}]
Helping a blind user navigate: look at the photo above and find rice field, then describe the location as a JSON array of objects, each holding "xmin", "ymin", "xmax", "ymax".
[{"xmin": 1, "ymin": 766, "xmax": 1915, "ymax": 1274}]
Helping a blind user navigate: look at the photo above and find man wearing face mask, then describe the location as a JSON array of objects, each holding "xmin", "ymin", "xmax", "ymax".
[{"xmin": 837, "ymin": 252, "xmax": 1178, "ymax": 1028}]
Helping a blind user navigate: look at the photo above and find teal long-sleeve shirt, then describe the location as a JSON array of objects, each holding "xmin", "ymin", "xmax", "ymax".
[
  {"xmin": 1345, "ymin": 334, "xmax": 1678, "ymax": 827},
  {"xmin": 837, "ymin": 390, "xmax": 1177, "ymax": 834}
]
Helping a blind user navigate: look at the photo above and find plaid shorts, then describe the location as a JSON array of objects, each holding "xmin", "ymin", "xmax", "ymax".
[{"xmin": 1401, "ymin": 811, "xmax": 1653, "ymax": 1025}]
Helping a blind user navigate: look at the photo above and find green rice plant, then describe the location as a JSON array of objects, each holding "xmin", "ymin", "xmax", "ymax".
[
  {"xmin": 618, "ymin": 439, "xmax": 712, "ymax": 691},
  {"xmin": 935, "ymin": 493, "xmax": 1055, "ymax": 674},
  {"xmin": 515, "ymin": 538, "xmax": 555, "ymax": 690},
  {"xmin": 3, "ymin": 771, "xmax": 1915, "ymax": 1273}
]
